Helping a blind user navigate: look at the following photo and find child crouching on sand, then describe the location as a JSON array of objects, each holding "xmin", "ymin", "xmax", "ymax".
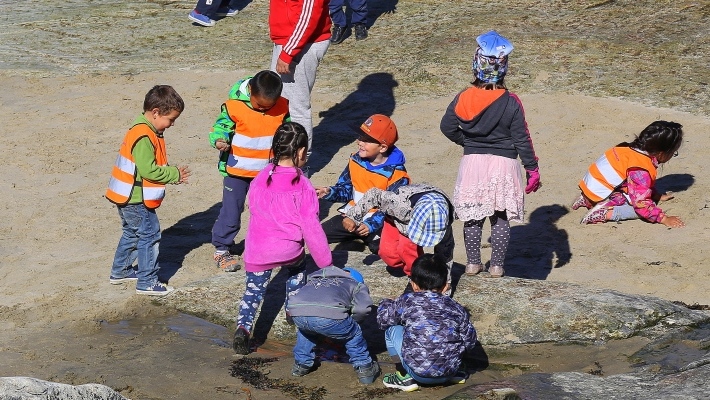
[
  {"xmin": 377, "ymin": 254, "xmax": 477, "ymax": 391},
  {"xmin": 287, "ymin": 266, "xmax": 380, "ymax": 384}
]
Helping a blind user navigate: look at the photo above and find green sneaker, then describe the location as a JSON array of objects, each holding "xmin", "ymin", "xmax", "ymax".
[{"xmin": 382, "ymin": 372, "xmax": 419, "ymax": 392}]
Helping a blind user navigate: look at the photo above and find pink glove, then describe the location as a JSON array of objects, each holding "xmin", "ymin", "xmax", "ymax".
[{"xmin": 525, "ymin": 168, "xmax": 541, "ymax": 194}]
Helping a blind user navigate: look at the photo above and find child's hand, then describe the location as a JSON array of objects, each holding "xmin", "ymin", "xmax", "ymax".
[
  {"xmin": 342, "ymin": 217, "xmax": 358, "ymax": 232},
  {"xmin": 215, "ymin": 139, "xmax": 230, "ymax": 152},
  {"xmin": 315, "ymin": 186, "xmax": 331, "ymax": 198},
  {"xmin": 525, "ymin": 168, "xmax": 541, "ymax": 194},
  {"xmin": 659, "ymin": 191, "xmax": 675, "ymax": 202},
  {"xmin": 660, "ymin": 215, "xmax": 684, "ymax": 228},
  {"xmin": 177, "ymin": 165, "xmax": 191, "ymax": 184},
  {"xmin": 354, "ymin": 223, "xmax": 370, "ymax": 237}
]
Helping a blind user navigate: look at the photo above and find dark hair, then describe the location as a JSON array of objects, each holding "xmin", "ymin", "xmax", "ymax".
[
  {"xmin": 471, "ymin": 78, "xmax": 507, "ymax": 90},
  {"xmin": 143, "ymin": 85, "xmax": 184, "ymax": 114},
  {"xmin": 410, "ymin": 254, "xmax": 448, "ymax": 291},
  {"xmin": 250, "ymin": 70, "xmax": 283, "ymax": 101},
  {"xmin": 267, "ymin": 122, "xmax": 309, "ymax": 186},
  {"xmin": 619, "ymin": 121, "xmax": 683, "ymax": 160}
]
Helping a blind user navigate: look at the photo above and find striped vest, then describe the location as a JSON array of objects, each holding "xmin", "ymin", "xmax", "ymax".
[
  {"xmin": 579, "ymin": 146, "xmax": 656, "ymax": 203},
  {"xmin": 338, "ymin": 156, "xmax": 411, "ymax": 217},
  {"xmin": 224, "ymin": 97, "xmax": 289, "ymax": 178},
  {"xmin": 106, "ymin": 123, "xmax": 168, "ymax": 209}
]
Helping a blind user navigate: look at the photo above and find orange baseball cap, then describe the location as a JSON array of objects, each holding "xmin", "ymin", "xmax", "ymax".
[{"xmin": 357, "ymin": 114, "xmax": 398, "ymax": 146}]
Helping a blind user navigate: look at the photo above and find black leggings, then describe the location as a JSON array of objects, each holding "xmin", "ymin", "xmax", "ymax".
[{"xmin": 463, "ymin": 211, "xmax": 510, "ymax": 267}]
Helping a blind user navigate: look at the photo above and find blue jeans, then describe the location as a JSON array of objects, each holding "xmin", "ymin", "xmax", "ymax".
[
  {"xmin": 111, "ymin": 204, "xmax": 161, "ymax": 290},
  {"xmin": 385, "ymin": 325, "xmax": 449, "ymax": 385},
  {"xmin": 236, "ymin": 258, "xmax": 306, "ymax": 332},
  {"xmin": 292, "ymin": 316, "xmax": 372, "ymax": 368}
]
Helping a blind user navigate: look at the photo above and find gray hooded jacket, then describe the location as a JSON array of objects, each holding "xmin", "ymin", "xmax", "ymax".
[{"xmin": 288, "ymin": 266, "xmax": 373, "ymax": 322}]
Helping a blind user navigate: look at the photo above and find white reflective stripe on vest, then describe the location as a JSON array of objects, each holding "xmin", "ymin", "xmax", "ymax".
[
  {"xmin": 115, "ymin": 154, "xmax": 135, "ymax": 174},
  {"xmin": 107, "ymin": 177, "xmax": 134, "ymax": 197},
  {"xmin": 231, "ymin": 132, "xmax": 275, "ymax": 149},
  {"xmin": 583, "ymin": 154, "xmax": 624, "ymax": 200},
  {"xmin": 227, "ymin": 156, "xmax": 269, "ymax": 172},
  {"xmin": 142, "ymin": 186, "xmax": 166, "ymax": 201}
]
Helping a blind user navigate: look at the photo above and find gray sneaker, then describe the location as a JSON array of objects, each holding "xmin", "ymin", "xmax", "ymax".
[
  {"xmin": 292, "ymin": 362, "xmax": 315, "ymax": 377},
  {"xmin": 355, "ymin": 361, "xmax": 380, "ymax": 384}
]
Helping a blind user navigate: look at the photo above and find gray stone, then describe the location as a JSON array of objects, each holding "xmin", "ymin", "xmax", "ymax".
[
  {"xmin": 157, "ymin": 251, "xmax": 710, "ymax": 345},
  {"xmin": 445, "ymin": 357, "xmax": 710, "ymax": 400},
  {"xmin": 0, "ymin": 377, "xmax": 128, "ymax": 400}
]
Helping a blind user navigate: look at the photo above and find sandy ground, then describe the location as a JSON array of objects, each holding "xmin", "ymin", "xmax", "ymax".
[
  {"xmin": 0, "ymin": 69, "xmax": 708, "ymax": 399},
  {"xmin": 0, "ymin": 2, "xmax": 708, "ymax": 398}
]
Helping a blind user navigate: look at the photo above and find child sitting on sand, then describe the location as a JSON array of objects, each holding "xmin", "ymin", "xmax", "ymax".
[{"xmin": 574, "ymin": 120, "xmax": 684, "ymax": 228}]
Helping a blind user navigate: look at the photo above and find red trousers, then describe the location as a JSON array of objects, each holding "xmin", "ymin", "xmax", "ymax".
[{"xmin": 378, "ymin": 218, "xmax": 422, "ymax": 276}]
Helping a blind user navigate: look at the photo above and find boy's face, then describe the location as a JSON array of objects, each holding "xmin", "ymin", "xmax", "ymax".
[
  {"xmin": 356, "ymin": 135, "xmax": 387, "ymax": 160},
  {"xmin": 148, "ymin": 109, "xmax": 181, "ymax": 133},
  {"xmin": 250, "ymin": 93, "xmax": 277, "ymax": 112}
]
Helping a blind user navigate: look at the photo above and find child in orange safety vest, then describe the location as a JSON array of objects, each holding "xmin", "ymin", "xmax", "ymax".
[
  {"xmin": 315, "ymin": 114, "xmax": 410, "ymax": 254},
  {"xmin": 105, "ymin": 85, "xmax": 191, "ymax": 296},
  {"xmin": 573, "ymin": 120, "xmax": 684, "ymax": 228},
  {"xmin": 208, "ymin": 70, "xmax": 290, "ymax": 272}
]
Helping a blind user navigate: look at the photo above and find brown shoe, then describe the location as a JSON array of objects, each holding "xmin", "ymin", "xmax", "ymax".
[
  {"xmin": 488, "ymin": 265, "xmax": 504, "ymax": 278},
  {"xmin": 465, "ymin": 263, "xmax": 483, "ymax": 275},
  {"xmin": 214, "ymin": 251, "xmax": 241, "ymax": 272}
]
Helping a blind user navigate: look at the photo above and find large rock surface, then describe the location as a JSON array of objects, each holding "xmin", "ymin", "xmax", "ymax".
[
  {"xmin": 158, "ymin": 251, "xmax": 709, "ymax": 345},
  {"xmin": 0, "ymin": 377, "xmax": 128, "ymax": 400},
  {"xmin": 445, "ymin": 356, "xmax": 710, "ymax": 399}
]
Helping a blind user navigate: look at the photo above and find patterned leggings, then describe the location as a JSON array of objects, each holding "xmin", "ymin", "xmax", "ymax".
[
  {"xmin": 236, "ymin": 259, "xmax": 306, "ymax": 332},
  {"xmin": 463, "ymin": 211, "xmax": 510, "ymax": 267}
]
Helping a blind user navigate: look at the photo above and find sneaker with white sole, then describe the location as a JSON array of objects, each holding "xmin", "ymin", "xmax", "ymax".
[
  {"xmin": 109, "ymin": 269, "xmax": 138, "ymax": 285},
  {"xmin": 135, "ymin": 282, "xmax": 174, "ymax": 296},
  {"xmin": 214, "ymin": 251, "xmax": 241, "ymax": 272},
  {"xmin": 216, "ymin": 7, "xmax": 238, "ymax": 17},
  {"xmin": 447, "ymin": 369, "xmax": 469, "ymax": 384},
  {"xmin": 382, "ymin": 372, "xmax": 419, "ymax": 391},
  {"xmin": 188, "ymin": 10, "xmax": 216, "ymax": 27},
  {"xmin": 581, "ymin": 203, "xmax": 610, "ymax": 225}
]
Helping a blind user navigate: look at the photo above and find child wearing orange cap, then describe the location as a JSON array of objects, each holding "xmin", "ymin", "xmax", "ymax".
[{"xmin": 315, "ymin": 114, "xmax": 410, "ymax": 253}]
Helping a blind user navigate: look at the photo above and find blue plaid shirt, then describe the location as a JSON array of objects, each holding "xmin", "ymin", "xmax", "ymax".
[{"xmin": 407, "ymin": 192, "xmax": 450, "ymax": 247}]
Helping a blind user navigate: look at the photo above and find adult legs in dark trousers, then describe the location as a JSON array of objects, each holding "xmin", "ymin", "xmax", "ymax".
[
  {"xmin": 329, "ymin": 0, "xmax": 368, "ymax": 43},
  {"xmin": 190, "ymin": 0, "xmax": 239, "ymax": 27},
  {"xmin": 321, "ymin": 215, "xmax": 380, "ymax": 254}
]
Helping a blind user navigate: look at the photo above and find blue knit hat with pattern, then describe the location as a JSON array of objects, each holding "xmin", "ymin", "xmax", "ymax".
[{"xmin": 472, "ymin": 30, "xmax": 513, "ymax": 83}]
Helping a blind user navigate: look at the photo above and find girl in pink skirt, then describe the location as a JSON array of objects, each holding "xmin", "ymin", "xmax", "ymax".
[{"xmin": 439, "ymin": 31, "xmax": 541, "ymax": 278}]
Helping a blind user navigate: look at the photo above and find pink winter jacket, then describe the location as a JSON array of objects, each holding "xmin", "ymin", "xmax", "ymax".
[{"xmin": 243, "ymin": 165, "xmax": 332, "ymax": 272}]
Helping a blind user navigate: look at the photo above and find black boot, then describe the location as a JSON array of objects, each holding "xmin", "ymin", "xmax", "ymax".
[
  {"xmin": 354, "ymin": 23, "xmax": 368, "ymax": 40},
  {"xmin": 330, "ymin": 24, "xmax": 346, "ymax": 44}
]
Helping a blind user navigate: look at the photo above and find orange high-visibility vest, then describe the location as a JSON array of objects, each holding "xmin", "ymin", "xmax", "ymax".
[
  {"xmin": 579, "ymin": 146, "xmax": 656, "ymax": 203},
  {"xmin": 224, "ymin": 97, "xmax": 289, "ymax": 178},
  {"xmin": 106, "ymin": 123, "xmax": 169, "ymax": 209},
  {"xmin": 338, "ymin": 157, "xmax": 410, "ymax": 217}
]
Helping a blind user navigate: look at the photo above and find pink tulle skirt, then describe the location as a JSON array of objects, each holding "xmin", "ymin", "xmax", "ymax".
[{"xmin": 452, "ymin": 154, "xmax": 525, "ymax": 223}]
